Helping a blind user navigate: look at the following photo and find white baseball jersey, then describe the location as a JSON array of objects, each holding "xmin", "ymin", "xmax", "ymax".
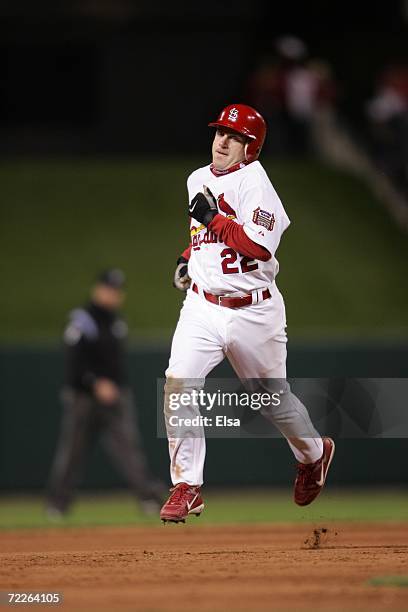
[{"xmin": 187, "ymin": 160, "xmax": 290, "ymax": 294}]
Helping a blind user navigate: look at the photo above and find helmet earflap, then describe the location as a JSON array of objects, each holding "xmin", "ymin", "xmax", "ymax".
[{"xmin": 244, "ymin": 139, "xmax": 261, "ymax": 163}]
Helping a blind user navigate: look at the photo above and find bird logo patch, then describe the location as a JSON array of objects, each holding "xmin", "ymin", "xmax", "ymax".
[
  {"xmin": 217, "ymin": 193, "xmax": 237, "ymax": 218},
  {"xmin": 252, "ymin": 207, "xmax": 275, "ymax": 231}
]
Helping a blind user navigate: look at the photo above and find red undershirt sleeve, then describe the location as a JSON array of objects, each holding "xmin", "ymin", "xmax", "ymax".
[
  {"xmin": 208, "ymin": 214, "xmax": 271, "ymax": 262},
  {"xmin": 180, "ymin": 244, "xmax": 192, "ymax": 261}
]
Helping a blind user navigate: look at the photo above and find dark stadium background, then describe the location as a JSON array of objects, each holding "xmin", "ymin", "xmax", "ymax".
[{"xmin": 1, "ymin": 1, "xmax": 407, "ymax": 155}]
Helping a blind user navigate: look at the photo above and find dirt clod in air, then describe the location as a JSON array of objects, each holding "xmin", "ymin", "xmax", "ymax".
[{"xmin": 303, "ymin": 527, "xmax": 330, "ymax": 549}]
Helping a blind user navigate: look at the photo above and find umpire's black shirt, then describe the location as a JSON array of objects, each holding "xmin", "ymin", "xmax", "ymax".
[{"xmin": 63, "ymin": 301, "xmax": 128, "ymax": 392}]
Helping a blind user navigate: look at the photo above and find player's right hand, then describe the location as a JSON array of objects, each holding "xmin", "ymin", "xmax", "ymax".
[
  {"xmin": 189, "ymin": 185, "xmax": 218, "ymax": 226},
  {"xmin": 173, "ymin": 256, "xmax": 191, "ymax": 291}
]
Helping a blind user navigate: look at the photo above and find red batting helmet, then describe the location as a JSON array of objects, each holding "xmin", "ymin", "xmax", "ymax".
[{"xmin": 208, "ymin": 103, "xmax": 267, "ymax": 162}]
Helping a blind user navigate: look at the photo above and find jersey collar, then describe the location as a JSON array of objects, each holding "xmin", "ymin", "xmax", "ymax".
[{"xmin": 210, "ymin": 160, "xmax": 250, "ymax": 177}]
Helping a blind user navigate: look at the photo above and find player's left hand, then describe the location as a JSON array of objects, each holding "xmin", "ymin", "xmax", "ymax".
[
  {"xmin": 173, "ymin": 256, "xmax": 191, "ymax": 291},
  {"xmin": 189, "ymin": 185, "xmax": 218, "ymax": 226}
]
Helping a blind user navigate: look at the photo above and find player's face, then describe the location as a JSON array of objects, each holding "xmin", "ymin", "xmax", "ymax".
[{"xmin": 212, "ymin": 128, "xmax": 247, "ymax": 170}]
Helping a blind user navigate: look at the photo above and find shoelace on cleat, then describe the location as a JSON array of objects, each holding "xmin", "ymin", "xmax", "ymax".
[
  {"xmin": 167, "ymin": 484, "xmax": 191, "ymax": 505},
  {"xmin": 296, "ymin": 462, "xmax": 317, "ymax": 487}
]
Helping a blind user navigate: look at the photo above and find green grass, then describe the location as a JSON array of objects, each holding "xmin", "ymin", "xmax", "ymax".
[
  {"xmin": 368, "ymin": 576, "xmax": 408, "ymax": 588},
  {"xmin": 1, "ymin": 157, "xmax": 408, "ymax": 342},
  {"xmin": 0, "ymin": 489, "xmax": 407, "ymax": 529}
]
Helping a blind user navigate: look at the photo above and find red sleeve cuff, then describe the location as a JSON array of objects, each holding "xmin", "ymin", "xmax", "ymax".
[{"xmin": 181, "ymin": 244, "xmax": 192, "ymax": 261}]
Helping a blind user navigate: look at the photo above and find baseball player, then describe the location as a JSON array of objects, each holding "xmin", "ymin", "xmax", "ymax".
[{"xmin": 160, "ymin": 104, "xmax": 334, "ymax": 523}]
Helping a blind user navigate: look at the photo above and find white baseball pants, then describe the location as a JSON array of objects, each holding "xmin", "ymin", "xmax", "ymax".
[{"xmin": 165, "ymin": 284, "xmax": 323, "ymax": 485}]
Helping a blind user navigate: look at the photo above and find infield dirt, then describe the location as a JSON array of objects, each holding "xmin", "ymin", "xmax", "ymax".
[{"xmin": 1, "ymin": 522, "xmax": 407, "ymax": 611}]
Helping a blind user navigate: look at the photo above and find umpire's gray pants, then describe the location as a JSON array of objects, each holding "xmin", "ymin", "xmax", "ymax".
[{"xmin": 47, "ymin": 387, "xmax": 158, "ymax": 511}]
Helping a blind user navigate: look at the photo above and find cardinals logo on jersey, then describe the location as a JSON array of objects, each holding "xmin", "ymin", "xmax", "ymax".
[
  {"xmin": 191, "ymin": 228, "xmax": 219, "ymax": 250},
  {"xmin": 252, "ymin": 207, "xmax": 275, "ymax": 231},
  {"xmin": 217, "ymin": 193, "xmax": 237, "ymax": 219}
]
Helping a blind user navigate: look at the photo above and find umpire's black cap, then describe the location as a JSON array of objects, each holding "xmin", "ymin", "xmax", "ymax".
[{"xmin": 96, "ymin": 268, "xmax": 126, "ymax": 289}]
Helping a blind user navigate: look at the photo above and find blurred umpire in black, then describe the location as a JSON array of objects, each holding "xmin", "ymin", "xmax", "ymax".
[{"xmin": 47, "ymin": 269, "xmax": 164, "ymax": 518}]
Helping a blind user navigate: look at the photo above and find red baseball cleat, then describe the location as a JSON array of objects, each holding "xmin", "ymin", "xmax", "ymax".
[
  {"xmin": 160, "ymin": 483, "xmax": 204, "ymax": 523},
  {"xmin": 294, "ymin": 437, "xmax": 335, "ymax": 506}
]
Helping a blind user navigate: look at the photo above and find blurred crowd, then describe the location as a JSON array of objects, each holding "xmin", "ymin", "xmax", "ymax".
[
  {"xmin": 366, "ymin": 63, "xmax": 408, "ymax": 198},
  {"xmin": 246, "ymin": 35, "xmax": 337, "ymax": 156},
  {"xmin": 245, "ymin": 35, "xmax": 408, "ymax": 201}
]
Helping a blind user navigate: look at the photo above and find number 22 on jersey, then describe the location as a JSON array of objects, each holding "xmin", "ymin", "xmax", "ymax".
[{"xmin": 220, "ymin": 248, "xmax": 259, "ymax": 275}]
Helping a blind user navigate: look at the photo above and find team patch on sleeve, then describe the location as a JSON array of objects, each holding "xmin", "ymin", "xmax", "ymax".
[{"xmin": 252, "ymin": 207, "xmax": 275, "ymax": 231}]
